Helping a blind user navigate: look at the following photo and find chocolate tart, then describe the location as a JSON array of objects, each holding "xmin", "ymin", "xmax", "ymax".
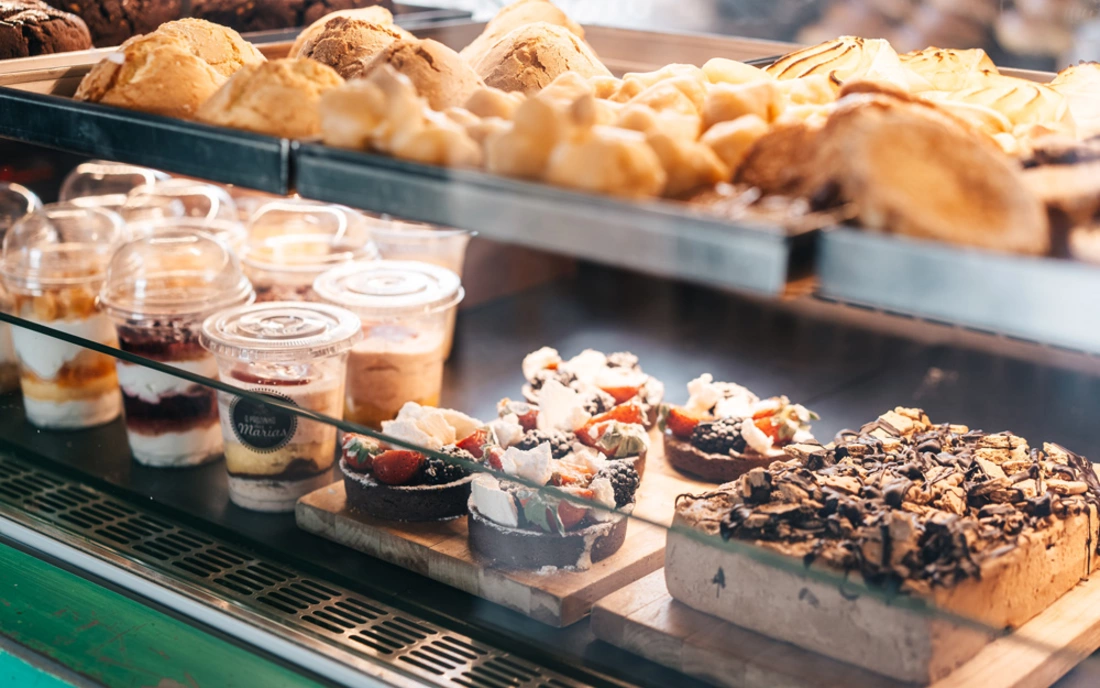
[
  {"xmin": 340, "ymin": 459, "xmax": 473, "ymax": 522},
  {"xmin": 662, "ymin": 433, "xmax": 778, "ymax": 483},
  {"xmin": 468, "ymin": 503, "xmax": 629, "ymax": 570}
]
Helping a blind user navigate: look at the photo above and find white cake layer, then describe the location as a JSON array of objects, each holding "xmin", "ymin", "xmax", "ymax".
[
  {"xmin": 10, "ymin": 314, "xmax": 116, "ymax": 380},
  {"xmin": 23, "ymin": 393, "xmax": 121, "ymax": 430},
  {"xmin": 127, "ymin": 422, "xmax": 223, "ymax": 468},
  {"xmin": 227, "ymin": 472, "xmax": 330, "ymax": 513},
  {"xmin": 117, "ymin": 356, "xmax": 218, "ymax": 403}
]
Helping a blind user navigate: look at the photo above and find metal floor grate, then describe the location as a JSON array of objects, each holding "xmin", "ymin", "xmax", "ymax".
[{"xmin": 0, "ymin": 452, "xmax": 586, "ymax": 688}]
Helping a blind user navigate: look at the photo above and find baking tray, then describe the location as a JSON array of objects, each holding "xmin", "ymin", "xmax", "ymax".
[
  {"xmin": 0, "ymin": 6, "xmax": 473, "ymax": 193},
  {"xmin": 817, "ymin": 227, "xmax": 1100, "ymax": 354}
]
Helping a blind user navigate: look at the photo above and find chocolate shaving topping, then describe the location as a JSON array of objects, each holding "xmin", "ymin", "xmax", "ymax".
[{"xmin": 718, "ymin": 408, "xmax": 1100, "ymax": 590}]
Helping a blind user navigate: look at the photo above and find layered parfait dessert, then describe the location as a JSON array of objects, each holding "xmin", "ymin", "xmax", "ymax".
[
  {"xmin": 242, "ymin": 199, "xmax": 378, "ymax": 302},
  {"xmin": 100, "ymin": 231, "xmax": 255, "ymax": 467},
  {"xmin": 0, "ymin": 182, "xmax": 42, "ymax": 394},
  {"xmin": 313, "ymin": 260, "xmax": 463, "ymax": 428},
  {"xmin": 0, "ymin": 204, "xmax": 126, "ymax": 428},
  {"xmin": 201, "ymin": 302, "xmax": 361, "ymax": 511}
]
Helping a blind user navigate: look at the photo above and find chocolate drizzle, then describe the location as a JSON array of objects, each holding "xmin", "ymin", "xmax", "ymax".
[{"xmin": 718, "ymin": 408, "xmax": 1100, "ymax": 592}]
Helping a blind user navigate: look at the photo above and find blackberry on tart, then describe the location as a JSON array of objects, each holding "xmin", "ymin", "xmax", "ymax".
[
  {"xmin": 520, "ymin": 347, "xmax": 665, "ymax": 426},
  {"xmin": 340, "ymin": 402, "xmax": 488, "ymax": 521},
  {"xmin": 496, "ymin": 378, "xmax": 650, "ymax": 477},
  {"xmin": 469, "ymin": 438, "xmax": 641, "ymax": 570},
  {"xmin": 660, "ymin": 373, "xmax": 817, "ymax": 483}
]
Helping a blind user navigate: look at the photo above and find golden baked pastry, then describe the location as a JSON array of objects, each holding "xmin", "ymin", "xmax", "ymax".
[
  {"xmin": 361, "ymin": 38, "xmax": 483, "ymax": 111},
  {"xmin": 926, "ymin": 74, "xmax": 1074, "ymax": 131},
  {"xmin": 734, "ymin": 120, "xmax": 826, "ymax": 196},
  {"xmin": 473, "ymin": 21, "xmax": 610, "ymax": 95},
  {"xmin": 295, "ymin": 17, "xmax": 412, "ymax": 80},
  {"xmin": 74, "ymin": 19, "xmax": 263, "ymax": 119},
  {"xmin": 289, "ymin": 5, "xmax": 395, "ymax": 58},
  {"xmin": 463, "ymin": 86, "xmax": 526, "ymax": 120},
  {"xmin": 197, "ymin": 58, "xmax": 344, "ymax": 139},
  {"xmin": 1050, "ymin": 62, "xmax": 1100, "ymax": 139},
  {"xmin": 701, "ymin": 114, "xmax": 771, "ymax": 172},
  {"xmin": 646, "ymin": 131, "xmax": 730, "ymax": 197},
  {"xmin": 460, "ymin": 0, "xmax": 584, "ymax": 66},
  {"xmin": 543, "ymin": 125, "xmax": 666, "ymax": 198},
  {"xmin": 767, "ymin": 36, "xmax": 902, "ymax": 85},
  {"xmin": 701, "ymin": 58, "xmax": 771, "ymax": 86},
  {"xmin": 811, "ymin": 95, "xmax": 1048, "ymax": 255},
  {"xmin": 703, "ymin": 80, "xmax": 784, "ymax": 130}
]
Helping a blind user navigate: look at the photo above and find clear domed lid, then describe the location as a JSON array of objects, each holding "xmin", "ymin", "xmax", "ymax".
[
  {"xmin": 59, "ymin": 160, "xmax": 169, "ymax": 210},
  {"xmin": 128, "ymin": 216, "xmax": 247, "ymax": 254},
  {"xmin": 312, "ymin": 260, "xmax": 463, "ymax": 320},
  {"xmin": 0, "ymin": 183, "xmax": 42, "ymax": 237},
  {"xmin": 122, "ymin": 179, "xmax": 238, "ymax": 226},
  {"xmin": 99, "ymin": 230, "xmax": 255, "ymax": 323},
  {"xmin": 201, "ymin": 302, "xmax": 362, "ymax": 363},
  {"xmin": 243, "ymin": 199, "xmax": 379, "ymax": 274},
  {"xmin": 1, "ymin": 203, "xmax": 127, "ymax": 290}
]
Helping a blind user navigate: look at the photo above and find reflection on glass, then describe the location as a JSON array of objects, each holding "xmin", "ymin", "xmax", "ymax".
[
  {"xmin": 127, "ymin": 216, "xmax": 247, "ymax": 254},
  {"xmin": 200, "ymin": 302, "xmax": 361, "ymax": 512},
  {"xmin": 0, "ymin": 183, "xmax": 42, "ymax": 394},
  {"xmin": 59, "ymin": 159, "xmax": 170, "ymax": 212},
  {"xmin": 99, "ymin": 231, "xmax": 254, "ymax": 468},
  {"xmin": 122, "ymin": 178, "xmax": 239, "ymax": 226},
  {"xmin": 0, "ymin": 203, "xmax": 127, "ymax": 429}
]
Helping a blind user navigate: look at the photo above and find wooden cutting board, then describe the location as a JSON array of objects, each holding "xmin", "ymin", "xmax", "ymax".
[{"xmin": 592, "ymin": 570, "xmax": 1100, "ymax": 688}]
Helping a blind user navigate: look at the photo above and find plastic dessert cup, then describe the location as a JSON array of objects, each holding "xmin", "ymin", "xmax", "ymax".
[
  {"xmin": 59, "ymin": 160, "xmax": 169, "ymax": 213},
  {"xmin": 100, "ymin": 231, "xmax": 255, "ymax": 468},
  {"xmin": 243, "ymin": 199, "xmax": 378, "ymax": 303},
  {"xmin": 313, "ymin": 260, "xmax": 463, "ymax": 428},
  {"xmin": 201, "ymin": 302, "xmax": 361, "ymax": 512},
  {"xmin": 121, "ymin": 179, "xmax": 238, "ymax": 227},
  {"xmin": 128, "ymin": 216, "xmax": 247, "ymax": 255},
  {"xmin": 0, "ymin": 204, "xmax": 127, "ymax": 429},
  {"xmin": 0, "ymin": 183, "xmax": 42, "ymax": 394},
  {"xmin": 365, "ymin": 219, "xmax": 472, "ymax": 358}
]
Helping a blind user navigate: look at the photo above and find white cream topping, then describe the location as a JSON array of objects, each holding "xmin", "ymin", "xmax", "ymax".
[
  {"xmin": 502, "ymin": 443, "xmax": 552, "ymax": 486},
  {"xmin": 23, "ymin": 394, "xmax": 121, "ymax": 429},
  {"xmin": 593, "ymin": 366, "xmax": 648, "ymax": 391},
  {"xmin": 127, "ymin": 423, "xmax": 222, "ymax": 467},
  {"xmin": 472, "ymin": 474, "xmax": 519, "ymax": 527},
  {"xmin": 384, "ymin": 402, "xmax": 483, "ymax": 448},
  {"xmin": 489, "ymin": 414, "xmax": 524, "ymax": 448},
  {"xmin": 381, "ymin": 418, "xmax": 442, "ymax": 452},
  {"xmin": 562, "ymin": 349, "xmax": 608, "ymax": 382},
  {"xmin": 560, "ymin": 445, "xmax": 606, "ymax": 474},
  {"xmin": 589, "ymin": 477, "xmax": 616, "ymax": 510},
  {"xmin": 10, "ymin": 314, "xmax": 116, "ymax": 380},
  {"xmin": 742, "ymin": 418, "xmax": 775, "ymax": 455},
  {"xmin": 522, "ymin": 346, "xmax": 560, "ymax": 382},
  {"xmin": 685, "ymin": 373, "xmax": 759, "ymax": 418},
  {"xmin": 116, "ymin": 356, "xmax": 218, "ymax": 404},
  {"xmin": 536, "ymin": 379, "xmax": 591, "ymax": 432}
]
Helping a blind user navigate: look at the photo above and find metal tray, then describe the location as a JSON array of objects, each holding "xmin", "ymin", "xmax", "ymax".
[{"xmin": 817, "ymin": 227, "xmax": 1100, "ymax": 354}]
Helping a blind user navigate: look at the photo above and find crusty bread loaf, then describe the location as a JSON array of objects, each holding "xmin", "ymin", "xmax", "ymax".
[
  {"xmin": 289, "ymin": 5, "xmax": 395, "ymax": 57},
  {"xmin": 460, "ymin": 0, "xmax": 584, "ymax": 66},
  {"xmin": 295, "ymin": 16, "xmax": 411, "ymax": 80}
]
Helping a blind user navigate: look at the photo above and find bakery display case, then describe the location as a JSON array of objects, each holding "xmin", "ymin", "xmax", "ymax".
[{"xmin": 3, "ymin": 1, "xmax": 1100, "ymax": 687}]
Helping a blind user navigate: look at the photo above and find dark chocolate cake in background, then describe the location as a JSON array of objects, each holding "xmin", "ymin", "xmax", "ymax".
[
  {"xmin": 43, "ymin": 0, "xmax": 182, "ymax": 47},
  {"xmin": 191, "ymin": 0, "xmax": 394, "ymax": 34},
  {"xmin": 0, "ymin": 0, "xmax": 91, "ymax": 57}
]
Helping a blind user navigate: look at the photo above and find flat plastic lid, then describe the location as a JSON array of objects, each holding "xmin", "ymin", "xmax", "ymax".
[
  {"xmin": 1, "ymin": 203, "xmax": 127, "ymax": 289},
  {"xmin": 99, "ymin": 230, "xmax": 254, "ymax": 322},
  {"xmin": 312, "ymin": 260, "xmax": 463, "ymax": 319},
  {"xmin": 201, "ymin": 301, "xmax": 362, "ymax": 362}
]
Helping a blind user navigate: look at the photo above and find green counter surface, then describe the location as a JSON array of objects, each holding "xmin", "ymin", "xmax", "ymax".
[{"xmin": 0, "ymin": 543, "xmax": 328, "ymax": 688}]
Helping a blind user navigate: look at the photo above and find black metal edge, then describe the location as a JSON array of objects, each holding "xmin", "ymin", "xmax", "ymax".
[
  {"xmin": 0, "ymin": 89, "xmax": 290, "ymax": 194},
  {"xmin": 294, "ymin": 143, "xmax": 807, "ymax": 295},
  {"xmin": 816, "ymin": 226, "xmax": 1100, "ymax": 354}
]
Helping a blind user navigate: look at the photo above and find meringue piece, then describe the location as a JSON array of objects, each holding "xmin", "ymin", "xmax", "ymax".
[
  {"xmin": 741, "ymin": 418, "xmax": 775, "ymax": 455},
  {"xmin": 472, "ymin": 474, "xmax": 519, "ymax": 527},
  {"xmin": 537, "ymin": 379, "xmax": 592, "ymax": 432},
  {"xmin": 381, "ymin": 418, "xmax": 443, "ymax": 452},
  {"xmin": 522, "ymin": 346, "xmax": 561, "ymax": 382},
  {"xmin": 489, "ymin": 414, "xmax": 525, "ymax": 448},
  {"xmin": 503, "ymin": 443, "xmax": 553, "ymax": 485}
]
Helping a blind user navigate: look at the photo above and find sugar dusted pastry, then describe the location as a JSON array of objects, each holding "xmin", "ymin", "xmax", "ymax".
[
  {"xmin": 460, "ymin": 0, "xmax": 585, "ymax": 67},
  {"xmin": 609, "ymin": 64, "xmax": 708, "ymax": 104},
  {"xmin": 463, "ymin": 86, "xmax": 525, "ymax": 120},
  {"xmin": 646, "ymin": 132, "xmax": 730, "ymax": 197},
  {"xmin": 701, "ymin": 114, "xmax": 771, "ymax": 172},
  {"xmin": 295, "ymin": 17, "xmax": 412, "ymax": 80},
  {"xmin": 544, "ymin": 125, "xmax": 666, "ymax": 199},
  {"xmin": 473, "ymin": 21, "xmax": 610, "ymax": 95},
  {"xmin": 701, "ymin": 58, "xmax": 771, "ymax": 86},
  {"xmin": 361, "ymin": 39, "xmax": 483, "ymax": 111},
  {"xmin": 702, "ymin": 80, "xmax": 785, "ymax": 130},
  {"xmin": 197, "ymin": 59, "xmax": 344, "ymax": 139}
]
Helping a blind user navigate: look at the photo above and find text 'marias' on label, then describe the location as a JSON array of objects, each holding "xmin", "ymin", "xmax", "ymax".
[{"xmin": 229, "ymin": 389, "xmax": 299, "ymax": 453}]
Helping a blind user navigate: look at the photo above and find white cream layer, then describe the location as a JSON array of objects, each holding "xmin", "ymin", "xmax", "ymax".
[
  {"xmin": 127, "ymin": 423, "xmax": 223, "ymax": 467},
  {"xmin": 10, "ymin": 314, "xmax": 116, "ymax": 380},
  {"xmin": 227, "ymin": 473, "xmax": 330, "ymax": 513},
  {"xmin": 23, "ymin": 393, "xmax": 121, "ymax": 430},
  {"xmin": 117, "ymin": 356, "xmax": 218, "ymax": 404}
]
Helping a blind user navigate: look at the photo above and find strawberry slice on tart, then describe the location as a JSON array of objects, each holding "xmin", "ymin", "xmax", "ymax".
[
  {"xmin": 660, "ymin": 374, "xmax": 818, "ymax": 483},
  {"xmin": 340, "ymin": 402, "xmax": 489, "ymax": 522}
]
